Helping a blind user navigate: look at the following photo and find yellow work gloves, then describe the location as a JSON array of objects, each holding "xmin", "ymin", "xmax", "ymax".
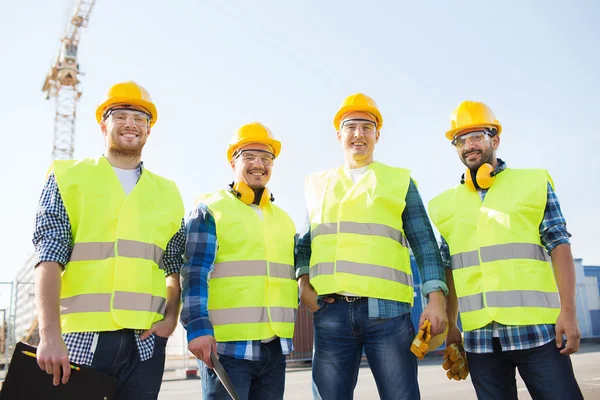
[
  {"xmin": 442, "ymin": 343, "xmax": 469, "ymax": 381},
  {"xmin": 410, "ymin": 320, "xmax": 448, "ymax": 360},
  {"xmin": 410, "ymin": 320, "xmax": 432, "ymax": 359}
]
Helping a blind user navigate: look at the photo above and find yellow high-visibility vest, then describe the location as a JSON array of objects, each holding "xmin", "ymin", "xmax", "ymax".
[
  {"xmin": 305, "ymin": 162, "xmax": 414, "ymax": 304},
  {"xmin": 428, "ymin": 168, "xmax": 560, "ymax": 331},
  {"xmin": 199, "ymin": 190, "xmax": 297, "ymax": 342},
  {"xmin": 54, "ymin": 157, "xmax": 184, "ymax": 334}
]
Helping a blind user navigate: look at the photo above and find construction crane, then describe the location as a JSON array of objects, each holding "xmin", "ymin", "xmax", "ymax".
[
  {"xmin": 41, "ymin": 0, "xmax": 96, "ymax": 160},
  {"xmin": 10, "ymin": 0, "xmax": 97, "ymax": 355}
]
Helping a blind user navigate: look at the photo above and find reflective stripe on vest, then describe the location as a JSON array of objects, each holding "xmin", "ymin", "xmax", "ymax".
[
  {"xmin": 70, "ymin": 239, "xmax": 165, "ymax": 270},
  {"xmin": 309, "ymin": 261, "xmax": 413, "ymax": 286},
  {"xmin": 60, "ymin": 292, "xmax": 166, "ymax": 315},
  {"xmin": 209, "ymin": 307, "xmax": 295, "ymax": 325},
  {"xmin": 458, "ymin": 290, "xmax": 560, "ymax": 312},
  {"xmin": 451, "ymin": 243, "xmax": 549, "ymax": 270},
  {"xmin": 211, "ymin": 261, "xmax": 295, "ymax": 280},
  {"xmin": 311, "ymin": 222, "xmax": 409, "ymax": 247}
]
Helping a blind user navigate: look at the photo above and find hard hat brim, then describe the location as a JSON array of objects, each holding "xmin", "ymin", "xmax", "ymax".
[
  {"xmin": 334, "ymin": 105, "xmax": 383, "ymax": 131},
  {"xmin": 96, "ymin": 96, "xmax": 158, "ymax": 127},
  {"xmin": 445, "ymin": 122, "xmax": 502, "ymax": 141},
  {"xmin": 227, "ymin": 137, "xmax": 281, "ymax": 161}
]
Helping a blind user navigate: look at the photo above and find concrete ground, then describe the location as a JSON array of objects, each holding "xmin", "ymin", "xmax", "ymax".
[{"xmin": 159, "ymin": 341, "xmax": 600, "ymax": 399}]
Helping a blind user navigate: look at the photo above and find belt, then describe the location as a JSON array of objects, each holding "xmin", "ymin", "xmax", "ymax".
[{"xmin": 328, "ymin": 294, "xmax": 363, "ymax": 302}]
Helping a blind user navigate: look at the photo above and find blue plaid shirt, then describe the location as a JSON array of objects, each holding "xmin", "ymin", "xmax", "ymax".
[
  {"xmin": 295, "ymin": 176, "xmax": 448, "ymax": 318},
  {"xmin": 180, "ymin": 202, "xmax": 293, "ymax": 361},
  {"xmin": 440, "ymin": 161, "xmax": 571, "ymax": 354},
  {"xmin": 32, "ymin": 162, "xmax": 186, "ymax": 365}
]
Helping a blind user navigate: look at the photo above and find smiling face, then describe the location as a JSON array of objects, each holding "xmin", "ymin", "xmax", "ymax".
[
  {"xmin": 337, "ymin": 111, "xmax": 380, "ymax": 168},
  {"xmin": 454, "ymin": 128, "xmax": 500, "ymax": 170},
  {"xmin": 100, "ymin": 106, "xmax": 151, "ymax": 157},
  {"xmin": 230, "ymin": 143, "xmax": 275, "ymax": 189}
]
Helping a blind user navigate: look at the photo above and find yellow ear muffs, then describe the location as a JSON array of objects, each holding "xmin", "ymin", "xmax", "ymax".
[
  {"xmin": 229, "ymin": 182, "xmax": 272, "ymax": 206},
  {"xmin": 462, "ymin": 163, "xmax": 496, "ymax": 191}
]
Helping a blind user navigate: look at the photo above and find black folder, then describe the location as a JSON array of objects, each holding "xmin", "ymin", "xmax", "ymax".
[{"xmin": 0, "ymin": 341, "xmax": 117, "ymax": 400}]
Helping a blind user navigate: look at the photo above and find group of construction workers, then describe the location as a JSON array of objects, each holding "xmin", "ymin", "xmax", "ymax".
[{"xmin": 30, "ymin": 81, "xmax": 583, "ymax": 400}]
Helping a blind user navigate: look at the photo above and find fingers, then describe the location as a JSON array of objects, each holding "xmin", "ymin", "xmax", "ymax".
[
  {"xmin": 418, "ymin": 315, "xmax": 426, "ymax": 330},
  {"xmin": 140, "ymin": 328, "xmax": 153, "ymax": 341},
  {"xmin": 324, "ymin": 297, "xmax": 335, "ymax": 303},
  {"xmin": 44, "ymin": 361, "xmax": 53, "ymax": 377},
  {"xmin": 560, "ymin": 331, "xmax": 581, "ymax": 355},
  {"xmin": 52, "ymin": 360, "xmax": 62, "ymax": 386},
  {"xmin": 204, "ymin": 343, "xmax": 215, "ymax": 369},
  {"xmin": 37, "ymin": 357, "xmax": 47, "ymax": 373},
  {"xmin": 555, "ymin": 325, "xmax": 564, "ymax": 349},
  {"xmin": 61, "ymin": 358, "xmax": 71, "ymax": 384}
]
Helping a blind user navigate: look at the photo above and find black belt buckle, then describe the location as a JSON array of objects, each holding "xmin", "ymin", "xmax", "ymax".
[{"xmin": 330, "ymin": 294, "xmax": 361, "ymax": 302}]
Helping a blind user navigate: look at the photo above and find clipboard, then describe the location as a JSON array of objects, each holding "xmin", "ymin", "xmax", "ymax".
[
  {"xmin": 0, "ymin": 341, "xmax": 117, "ymax": 400},
  {"xmin": 210, "ymin": 352, "xmax": 240, "ymax": 400}
]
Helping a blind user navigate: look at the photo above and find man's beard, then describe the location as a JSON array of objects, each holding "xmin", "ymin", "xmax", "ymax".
[
  {"xmin": 463, "ymin": 146, "xmax": 494, "ymax": 171},
  {"xmin": 108, "ymin": 136, "xmax": 145, "ymax": 159}
]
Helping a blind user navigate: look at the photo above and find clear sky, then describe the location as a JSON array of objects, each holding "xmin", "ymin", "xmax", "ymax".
[{"xmin": 0, "ymin": 0, "xmax": 598, "ymax": 309}]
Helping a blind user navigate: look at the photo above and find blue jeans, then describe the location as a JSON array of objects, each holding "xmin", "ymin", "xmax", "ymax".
[
  {"xmin": 200, "ymin": 339, "xmax": 286, "ymax": 400},
  {"xmin": 312, "ymin": 297, "xmax": 419, "ymax": 400},
  {"xmin": 90, "ymin": 329, "xmax": 167, "ymax": 400},
  {"xmin": 467, "ymin": 339, "xmax": 583, "ymax": 400}
]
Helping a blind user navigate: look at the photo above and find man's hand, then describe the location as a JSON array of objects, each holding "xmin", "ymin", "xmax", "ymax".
[
  {"xmin": 37, "ymin": 335, "xmax": 71, "ymax": 386},
  {"xmin": 419, "ymin": 290, "xmax": 448, "ymax": 336},
  {"xmin": 188, "ymin": 335, "xmax": 218, "ymax": 368},
  {"xmin": 555, "ymin": 308, "xmax": 581, "ymax": 355},
  {"xmin": 445, "ymin": 324, "xmax": 462, "ymax": 347},
  {"xmin": 298, "ymin": 275, "xmax": 333, "ymax": 313},
  {"xmin": 140, "ymin": 315, "xmax": 178, "ymax": 340}
]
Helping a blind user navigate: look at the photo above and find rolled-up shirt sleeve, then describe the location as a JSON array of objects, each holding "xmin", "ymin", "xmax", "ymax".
[
  {"xmin": 163, "ymin": 219, "xmax": 186, "ymax": 276},
  {"xmin": 180, "ymin": 203, "xmax": 218, "ymax": 342},
  {"xmin": 32, "ymin": 173, "xmax": 72, "ymax": 268},
  {"xmin": 403, "ymin": 179, "xmax": 448, "ymax": 297}
]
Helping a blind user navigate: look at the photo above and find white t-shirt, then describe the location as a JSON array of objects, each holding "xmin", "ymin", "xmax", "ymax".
[
  {"xmin": 113, "ymin": 166, "xmax": 139, "ymax": 195},
  {"xmin": 250, "ymin": 204, "xmax": 263, "ymax": 219},
  {"xmin": 348, "ymin": 165, "xmax": 368, "ymax": 184}
]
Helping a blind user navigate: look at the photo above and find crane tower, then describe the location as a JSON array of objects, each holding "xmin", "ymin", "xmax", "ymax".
[{"xmin": 41, "ymin": 0, "xmax": 96, "ymax": 160}]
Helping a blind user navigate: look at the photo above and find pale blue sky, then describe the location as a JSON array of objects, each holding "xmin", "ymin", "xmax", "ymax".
[{"xmin": 1, "ymin": 0, "xmax": 598, "ymax": 309}]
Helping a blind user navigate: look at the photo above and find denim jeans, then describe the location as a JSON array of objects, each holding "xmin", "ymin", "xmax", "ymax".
[
  {"xmin": 467, "ymin": 339, "xmax": 583, "ymax": 400},
  {"xmin": 312, "ymin": 297, "xmax": 419, "ymax": 400},
  {"xmin": 200, "ymin": 339, "xmax": 286, "ymax": 400},
  {"xmin": 90, "ymin": 329, "xmax": 167, "ymax": 400}
]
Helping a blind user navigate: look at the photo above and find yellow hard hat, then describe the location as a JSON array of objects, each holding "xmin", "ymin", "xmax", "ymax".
[
  {"xmin": 333, "ymin": 93, "xmax": 383, "ymax": 131},
  {"xmin": 227, "ymin": 122, "xmax": 281, "ymax": 161},
  {"xmin": 96, "ymin": 81, "xmax": 158, "ymax": 127},
  {"xmin": 446, "ymin": 100, "xmax": 502, "ymax": 140}
]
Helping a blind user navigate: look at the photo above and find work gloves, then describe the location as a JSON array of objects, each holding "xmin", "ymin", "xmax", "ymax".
[
  {"xmin": 410, "ymin": 320, "xmax": 447, "ymax": 360},
  {"xmin": 442, "ymin": 343, "xmax": 469, "ymax": 381}
]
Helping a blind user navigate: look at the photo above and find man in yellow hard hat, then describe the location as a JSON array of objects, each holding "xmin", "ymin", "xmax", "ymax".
[
  {"xmin": 428, "ymin": 100, "xmax": 583, "ymax": 399},
  {"xmin": 181, "ymin": 122, "xmax": 297, "ymax": 399},
  {"xmin": 32, "ymin": 81, "xmax": 185, "ymax": 399},
  {"xmin": 296, "ymin": 93, "xmax": 449, "ymax": 399}
]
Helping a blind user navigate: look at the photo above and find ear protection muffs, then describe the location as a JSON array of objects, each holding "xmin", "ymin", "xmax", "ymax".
[
  {"xmin": 461, "ymin": 163, "xmax": 497, "ymax": 191},
  {"xmin": 228, "ymin": 181, "xmax": 274, "ymax": 206}
]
